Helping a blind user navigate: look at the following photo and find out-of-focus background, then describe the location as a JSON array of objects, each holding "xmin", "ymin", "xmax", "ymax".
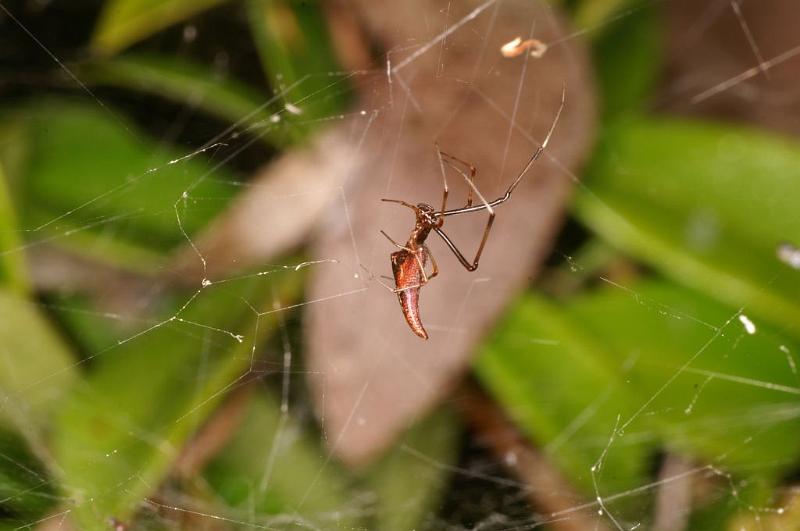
[{"xmin": 0, "ymin": 0, "xmax": 799, "ymax": 529}]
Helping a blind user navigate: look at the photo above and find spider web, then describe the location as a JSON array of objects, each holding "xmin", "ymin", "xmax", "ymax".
[{"xmin": 0, "ymin": 0, "xmax": 798, "ymax": 530}]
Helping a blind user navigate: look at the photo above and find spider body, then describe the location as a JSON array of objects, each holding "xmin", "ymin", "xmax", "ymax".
[
  {"xmin": 391, "ymin": 247, "xmax": 429, "ymax": 339},
  {"xmin": 386, "ymin": 203, "xmax": 441, "ymax": 339},
  {"xmin": 381, "ymin": 88, "xmax": 565, "ymax": 339}
]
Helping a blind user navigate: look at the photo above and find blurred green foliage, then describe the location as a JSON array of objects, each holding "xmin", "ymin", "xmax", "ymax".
[
  {"xmin": 576, "ymin": 117, "xmax": 800, "ymax": 335},
  {"xmin": 0, "ymin": 165, "xmax": 27, "ymax": 294},
  {"xmin": 79, "ymin": 54, "xmax": 278, "ymax": 144},
  {"xmin": 6, "ymin": 101, "xmax": 239, "ymax": 265},
  {"xmin": 0, "ymin": 1, "xmax": 460, "ymax": 529},
  {"xmin": 0, "ymin": 0, "xmax": 798, "ymax": 529},
  {"xmin": 476, "ymin": 282, "xmax": 800, "ymax": 522},
  {"xmin": 91, "ymin": 0, "xmax": 231, "ymax": 56},
  {"xmin": 476, "ymin": 2, "xmax": 800, "ymax": 529},
  {"xmin": 53, "ymin": 268, "xmax": 305, "ymax": 528}
]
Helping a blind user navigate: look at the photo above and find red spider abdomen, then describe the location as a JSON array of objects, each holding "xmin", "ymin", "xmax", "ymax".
[{"xmin": 391, "ymin": 249, "xmax": 428, "ymax": 339}]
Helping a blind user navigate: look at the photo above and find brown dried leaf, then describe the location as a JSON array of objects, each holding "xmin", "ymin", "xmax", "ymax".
[
  {"xmin": 168, "ymin": 128, "xmax": 361, "ymax": 284},
  {"xmin": 305, "ymin": 0, "xmax": 596, "ymax": 465},
  {"xmin": 662, "ymin": 0, "xmax": 800, "ymax": 136}
]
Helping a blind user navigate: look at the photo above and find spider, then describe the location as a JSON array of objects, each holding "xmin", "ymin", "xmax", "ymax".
[{"xmin": 381, "ymin": 88, "xmax": 565, "ymax": 339}]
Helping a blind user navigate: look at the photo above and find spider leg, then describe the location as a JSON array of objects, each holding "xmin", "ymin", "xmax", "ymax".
[
  {"xmin": 380, "ymin": 230, "xmax": 412, "ymax": 252},
  {"xmin": 438, "ymin": 150, "xmax": 477, "ymax": 208},
  {"xmin": 433, "ymin": 154, "xmax": 496, "ymax": 272},
  {"xmin": 434, "ymin": 209, "xmax": 494, "ymax": 272},
  {"xmin": 359, "ymin": 264, "xmax": 405, "ymax": 293},
  {"xmin": 381, "ymin": 198, "xmax": 418, "ymax": 212},
  {"xmin": 397, "ymin": 248, "xmax": 434, "ymax": 293},
  {"xmin": 413, "ymin": 249, "xmax": 430, "ymax": 285},
  {"xmin": 362, "ymin": 266, "xmax": 421, "ymax": 294},
  {"xmin": 377, "ymin": 276, "xmax": 400, "ymax": 292},
  {"xmin": 435, "ymin": 143, "xmax": 450, "ymax": 214},
  {"xmin": 423, "ymin": 244, "xmax": 439, "ymax": 280},
  {"xmin": 441, "ymin": 85, "xmax": 565, "ymax": 218}
]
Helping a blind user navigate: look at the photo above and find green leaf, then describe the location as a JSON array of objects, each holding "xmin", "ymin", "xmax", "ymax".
[
  {"xmin": 0, "ymin": 429, "xmax": 58, "ymax": 528},
  {"xmin": 475, "ymin": 293, "xmax": 654, "ymax": 513},
  {"xmin": 592, "ymin": 3, "xmax": 662, "ymax": 117},
  {"xmin": 52, "ymin": 265, "xmax": 304, "ymax": 529},
  {"xmin": 47, "ymin": 294, "xmax": 126, "ymax": 358},
  {"xmin": 0, "ymin": 160, "xmax": 29, "ymax": 295},
  {"xmin": 476, "ymin": 280, "xmax": 800, "ymax": 522},
  {"xmin": 0, "ymin": 290, "xmax": 77, "ymax": 435},
  {"xmin": 0, "ymin": 289, "xmax": 76, "ymax": 526},
  {"xmin": 362, "ymin": 407, "xmax": 460, "ymax": 531},
  {"xmin": 79, "ymin": 54, "xmax": 287, "ymax": 148},
  {"xmin": 4, "ymin": 100, "xmax": 239, "ymax": 271},
  {"xmin": 568, "ymin": 282, "xmax": 800, "ymax": 479},
  {"xmin": 91, "ymin": 0, "xmax": 232, "ymax": 56},
  {"xmin": 575, "ymin": 117, "xmax": 800, "ymax": 339},
  {"xmin": 246, "ymin": 0, "xmax": 349, "ymax": 142},
  {"xmin": 205, "ymin": 390, "xmax": 360, "ymax": 529}
]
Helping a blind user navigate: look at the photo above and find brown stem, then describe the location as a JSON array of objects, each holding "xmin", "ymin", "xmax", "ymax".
[
  {"xmin": 652, "ymin": 453, "xmax": 693, "ymax": 531},
  {"xmin": 173, "ymin": 384, "xmax": 254, "ymax": 479},
  {"xmin": 457, "ymin": 383, "xmax": 611, "ymax": 531}
]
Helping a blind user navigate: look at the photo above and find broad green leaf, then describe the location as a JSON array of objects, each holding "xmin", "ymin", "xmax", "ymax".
[
  {"xmin": 246, "ymin": 0, "xmax": 349, "ymax": 142},
  {"xmin": 91, "ymin": 0, "xmax": 231, "ymax": 56},
  {"xmin": 0, "ymin": 429, "xmax": 58, "ymax": 529},
  {"xmin": 205, "ymin": 391, "xmax": 359, "ymax": 529},
  {"xmin": 4, "ymin": 100, "xmax": 239, "ymax": 271},
  {"xmin": 575, "ymin": 118, "xmax": 800, "ymax": 339},
  {"xmin": 362, "ymin": 407, "xmax": 460, "ymax": 531},
  {"xmin": 0, "ymin": 290, "xmax": 77, "ymax": 434},
  {"xmin": 568, "ymin": 282, "xmax": 800, "ymax": 479},
  {"xmin": 592, "ymin": 3, "xmax": 662, "ymax": 117},
  {"xmin": 52, "ymin": 266, "xmax": 304, "ymax": 529},
  {"xmin": 79, "ymin": 54, "xmax": 286, "ymax": 147},
  {"xmin": 0, "ymin": 161, "xmax": 28, "ymax": 294},
  {"xmin": 475, "ymin": 293, "xmax": 653, "ymax": 512},
  {"xmin": 0, "ymin": 290, "xmax": 76, "ymax": 528},
  {"xmin": 476, "ymin": 280, "xmax": 800, "ymax": 523},
  {"xmin": 47, "ymin": 294, "xmax": 129, "ymax": 359}
]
